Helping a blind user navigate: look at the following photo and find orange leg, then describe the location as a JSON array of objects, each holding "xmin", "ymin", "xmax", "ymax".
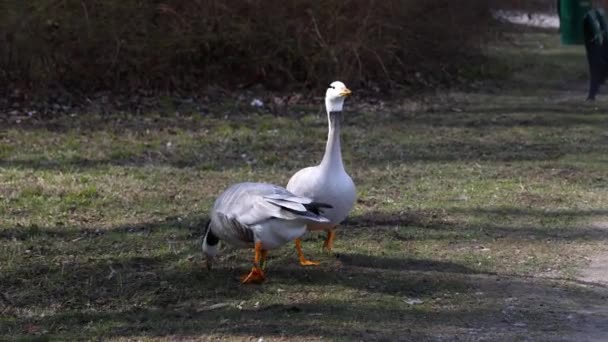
[
  {"xmin": 322, "ymin": 229, "xmax": 337, "ymax": 252},
  {"xmin": 260, "ymin": 249, "xmax": 269, "ymax": 269},
  {"xmin": 241, "ymin": 241, "xmax": 266, "ymax": 284},
  {"xmin": 295, "ymin": 239, "xmax": 320, "ymax": 266}
]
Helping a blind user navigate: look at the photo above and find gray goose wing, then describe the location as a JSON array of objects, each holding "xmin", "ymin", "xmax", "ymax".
[{"xmin": 212, "ymin": 182, "xmax": 331, "ymax": 242}]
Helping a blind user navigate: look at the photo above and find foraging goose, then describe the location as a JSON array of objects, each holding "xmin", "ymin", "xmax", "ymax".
[
  {"xmin": 286, "ymin": 81, "xmax": 356, "ymax": 265},
  {"xmin": 202, "ymin": 182, "xmax": 331, "ymax": 284}
]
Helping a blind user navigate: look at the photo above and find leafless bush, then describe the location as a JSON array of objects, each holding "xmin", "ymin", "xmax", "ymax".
[{"xmin": 0, "ymin": 0, "xmax": 494, "ymax": 94}]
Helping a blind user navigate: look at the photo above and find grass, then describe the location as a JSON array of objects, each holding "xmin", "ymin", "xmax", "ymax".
[{"xmin": 2, "ymin": 31, "xmax": 608, "ymax": 340}]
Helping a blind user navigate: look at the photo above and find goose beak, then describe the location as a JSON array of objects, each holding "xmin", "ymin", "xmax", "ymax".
[{"xmin": 339, "ymin": 88, "xmax": 352, "ymax": 97}]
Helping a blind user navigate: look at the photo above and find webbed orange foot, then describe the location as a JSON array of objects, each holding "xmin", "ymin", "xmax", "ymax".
[
  {"xmin": 295, "ymin": 238, "xmax": 321, "ymax": 267},
  {"xmin": 241, "ymin": 267, "xmax": 265, "ymax": 284},
  {"xmin": 241, "ymin": 241, "xmax": 267, "ymax": 284},
  {"xmin": 299, "ymin": 259, "xmax": 321, "ymax": 266}
]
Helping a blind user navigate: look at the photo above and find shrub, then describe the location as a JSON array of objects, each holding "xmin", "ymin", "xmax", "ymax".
[{"xmin": 0, "ymin": 0, "xmax": 494, "ymax": 94}]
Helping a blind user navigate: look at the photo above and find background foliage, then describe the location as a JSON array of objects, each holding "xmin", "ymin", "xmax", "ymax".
[{"xmin": 0, "ymin": 0, "xmax": 495, "ymax": 93}]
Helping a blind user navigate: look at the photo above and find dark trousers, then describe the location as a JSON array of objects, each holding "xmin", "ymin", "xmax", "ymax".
[{"xmin": 583, "ymin": 17, "xmax": 608, "ymax": 100}]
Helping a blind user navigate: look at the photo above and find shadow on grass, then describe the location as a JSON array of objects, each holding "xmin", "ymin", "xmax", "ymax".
[
  {"xmin": 0, "ymin": 215, "xmax": 208, "ymax": 241},
  {"xmin": 346, "ymin": 207, "xmax": 608, "ymax": 242},
  {"xmin": 2, "ymin": 92, "xmax": 608, "ymax": 172},
  {"xmin": 2, "ymin": 206, "xmax": 608, "ymax": 339},
  {"xmin": 3, "ymin": 258, "xmax": 608, "ymax": 340},
  {"xmin": 407, "ymin": 107, "xmax": 608, "ymax": 129},
  {"xmin": 1, "ymin": 131, "xmax": 607, "ymax": 172},
  {"xmin": 335, "ymin": 253, "xmax": 478, "ymax": 274},
  {"xmin": 0, "ymin": 242, "xmax": 478, "ymax": 339}
]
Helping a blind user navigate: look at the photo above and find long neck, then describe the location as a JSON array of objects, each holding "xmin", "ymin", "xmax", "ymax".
[{"xmin": 320, "ymin": 111, "xmax": 344, "ymax": 171}]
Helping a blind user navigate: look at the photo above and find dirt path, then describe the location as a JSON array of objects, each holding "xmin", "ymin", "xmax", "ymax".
[
  {"xmin": 580, "ymin": 253, "xmax": 608, "ymax": 284},
  {"xmin": 579, "ymin": 220, "xmax": 608, "ymax": 285},
  {"xmin": 564, "ymin": 219, "xmax": 608, "ymax": 341}
]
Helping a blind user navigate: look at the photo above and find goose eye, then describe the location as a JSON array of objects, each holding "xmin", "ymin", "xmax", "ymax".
[{"xmin": 329, "ymin": 85, "xmax": 335, "ymax": 89}]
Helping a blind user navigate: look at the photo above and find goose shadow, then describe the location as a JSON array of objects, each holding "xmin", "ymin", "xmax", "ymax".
[
  {"xmin": 344, "ymin": 208, "xmax": 608, "ymax": 242},
  {"xmin": 4, "ymin": 253, "xmax": 608, "ymax": 341}
]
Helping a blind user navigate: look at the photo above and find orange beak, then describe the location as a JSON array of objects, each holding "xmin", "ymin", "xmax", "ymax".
[{"xmin": 339, "ymin": 88, "xmax": 352, "ymax": 97}]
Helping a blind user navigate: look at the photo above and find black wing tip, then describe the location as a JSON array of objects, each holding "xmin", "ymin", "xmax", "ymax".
[{"xmin": 304, "ymin": 202, "xmax": 333, "ymax": 215}]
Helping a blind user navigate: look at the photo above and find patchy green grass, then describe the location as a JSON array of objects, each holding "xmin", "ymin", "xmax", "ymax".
[{"xmin": 2, "ymin": 32, "xmax": 608, "ymax": 340}]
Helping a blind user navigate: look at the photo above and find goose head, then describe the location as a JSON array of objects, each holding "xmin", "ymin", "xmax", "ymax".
[
  {"xmin": 325, "ymin": 81, "xmax": 351, "ymax": 113},
  {"xmin": 202, "ymin": 220, "xmax": 219, "ymax": 270}
]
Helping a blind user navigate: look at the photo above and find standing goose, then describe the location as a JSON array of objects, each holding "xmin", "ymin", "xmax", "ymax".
[
  {"xmin": 202, "ymin": 182, "xmax": 331, "ymax": 284},
  {"xmin": 286, "ymin": 81, "xmax": 356, "ymax": 265}
]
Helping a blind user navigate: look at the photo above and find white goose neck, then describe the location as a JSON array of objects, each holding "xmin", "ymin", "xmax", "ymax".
[{"xmin": 320, "ymin": 110, "xmax": 345, "ymax": 172}]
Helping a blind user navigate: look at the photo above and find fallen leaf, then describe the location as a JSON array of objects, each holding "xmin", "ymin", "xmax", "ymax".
[
  {"xmin": 403, "ymin": 298, "xmax": 424, "ymax": 305},
  {"xmin": 198, "ymin": 302, "xmax": 231, "ymax": 311}
]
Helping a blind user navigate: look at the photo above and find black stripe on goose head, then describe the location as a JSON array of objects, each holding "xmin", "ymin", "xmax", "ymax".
[{"xmin": 203, "ymin": 219, "xmax": 219, "ymax": 246}]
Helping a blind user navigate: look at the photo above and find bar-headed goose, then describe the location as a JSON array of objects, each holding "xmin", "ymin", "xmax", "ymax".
[
  {"xmin": 286, "ymin": 81, "xmax": 356, "ymax": 265},
  {"xmin": 203, "ymin": 182, "xmax": 331, "ymax": 284}
]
